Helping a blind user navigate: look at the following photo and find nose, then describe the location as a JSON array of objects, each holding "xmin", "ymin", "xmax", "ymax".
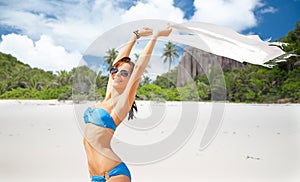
[
  {"xmin": 115, "ymin": 70, "xmax": 122, "ymax": 77},
  {"xmin": 116, "ymin": 71, "xmax": 121, "ymax": 76}
]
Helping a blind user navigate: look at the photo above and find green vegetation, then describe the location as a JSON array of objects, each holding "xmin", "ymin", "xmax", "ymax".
[{"xmin": 0, "ymin": 21, "xmax": 299, "ymax": 103}]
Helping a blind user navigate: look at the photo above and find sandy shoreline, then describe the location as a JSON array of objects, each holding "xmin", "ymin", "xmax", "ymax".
[{"xmin": 0, "ymin": 100, "xmax": 300, "ymax": 181}]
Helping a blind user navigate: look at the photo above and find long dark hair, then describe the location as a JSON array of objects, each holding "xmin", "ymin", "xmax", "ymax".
[
  {"xmin": 128, "ymin": 100, "xmax": 138, "ymax": 120},
  {"xmin": 112, "ymin": 57, "xmax": 137, "ymax": 120}
]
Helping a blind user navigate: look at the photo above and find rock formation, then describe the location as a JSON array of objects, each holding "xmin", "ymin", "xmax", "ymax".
[{"xmin": 177, "ymin": 46, "xmax": 247, "ymax": 87}]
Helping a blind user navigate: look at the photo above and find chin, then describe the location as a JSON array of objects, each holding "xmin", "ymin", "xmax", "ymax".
[{"xmin": 112, "ymin": 83, "xmax": 125, "ymax": 90}]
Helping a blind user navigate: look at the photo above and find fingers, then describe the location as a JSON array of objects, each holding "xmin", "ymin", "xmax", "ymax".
[
  {"xmin": 142, "ymin": 27, "xmax": 153, "ymax": 32},
  {"xmin": 142, "ymin": 24, "xmax": 171, "ymax": 30},
  {"xmin": 161, "ymin": 23, "xmax": 172, "ymax": 36},
  {"xmin": 138, "ymin": 28, "xmax": 153, "ymax": 37},
  {"xmin": 139, "ymin": 24, "xmax": 172, "ymax": 37},
  {"xmin": 167, "ymin": 23, "xmax": 172, "ymax": 31},
  {"xmin": 143, "ymin": 27, "xmax": 152, "ymax": 30},
  {"xmin": 142, "ymin": 25, "xmax": 171, "ymax": 32}
]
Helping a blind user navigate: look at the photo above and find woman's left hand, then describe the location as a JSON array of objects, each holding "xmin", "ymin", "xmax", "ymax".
[{"xmin": 138, "ymin": 27, "xmax": 153, "ymax": 37}]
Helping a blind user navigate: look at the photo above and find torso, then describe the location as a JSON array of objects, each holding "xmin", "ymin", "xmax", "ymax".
[
  {"xmin": 83, "ymin": 124, "xmax": 122, "ymax": 175},
  {"xmin": 83, "ymin": 84, "xmax": 137, "ymax": 175},
  {"xmin": 83, "ymin": 98, "xmax": 123, "ymax": 175}
]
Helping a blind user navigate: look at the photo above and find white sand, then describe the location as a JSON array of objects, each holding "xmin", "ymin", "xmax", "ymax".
[{"xmin": 0, "ymin": 100, "xmax": 300, "ymax": 182}]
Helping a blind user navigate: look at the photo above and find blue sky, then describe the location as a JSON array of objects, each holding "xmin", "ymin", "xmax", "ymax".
[
  {"xmin": 244, "ymin": 0, "xmax": 300, "ymax": 41},
  {"xmin": 0, "ymin": 0, "xmax": 299, "ymax": 73},
  {"xmin": 172, "ymin": 0, "xmax": 300, "ymax": 40}
]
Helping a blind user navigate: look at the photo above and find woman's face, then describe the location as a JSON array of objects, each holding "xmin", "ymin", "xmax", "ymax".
[{"xmin": 111, "ymin": 62, "xmax": 132, "ymax": 90}]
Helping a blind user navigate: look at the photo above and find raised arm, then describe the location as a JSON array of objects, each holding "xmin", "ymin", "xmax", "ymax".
[
  {"xmin": 124, "ymin": 24, "xmax": 172, "ymax": 94},
  {"xmin": 104, "ymin": 28, "xmax": 153, "ymax": 100},
  {"xmin": 113, "ymin": 28, "xmax": 153, "ymax": 65},
  {"xmin": 112, "ymin": 24, "xmax": 172, "ymax": 123}
]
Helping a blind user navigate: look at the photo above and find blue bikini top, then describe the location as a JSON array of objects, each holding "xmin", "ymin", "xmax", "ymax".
[{"xmin": 84, "ymin": 107, "xmax": 117, "ymax": 131}]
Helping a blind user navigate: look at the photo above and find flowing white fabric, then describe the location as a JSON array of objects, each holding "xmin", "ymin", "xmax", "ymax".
[{"xmin": 165, "ymin": 22, "xmax": 285, "ymax": 67}]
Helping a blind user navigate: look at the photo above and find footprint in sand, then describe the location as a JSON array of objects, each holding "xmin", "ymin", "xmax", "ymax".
[{"xmin": 246, "ymin": 155, "xmax": 261, "ymax": 160}]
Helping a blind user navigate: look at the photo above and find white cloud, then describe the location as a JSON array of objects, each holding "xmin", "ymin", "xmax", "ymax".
[
  {"xmin": 0, "ymin": 0, "xmax": 126, "ymax": 72},
  {"xmin": 121, "ymin": 0, "xmax": 185, "ymax": 23},
  {"xmin": 191, "ymin": 0, "xmax": 261, "ymax": 32},
  {"xmin": 259, "ymin": 6, "xmax": 277, "ymax": 14},
  {"xmin": 0, "ymin": 34, "xmax": 82, "ymax": 72},
  {"xmin": 0, "ymin": 0, "xmax": 275, "ymax": 73},
  {"xmin": 0, "ymin": 0, "xmax": 124, "ymax": 52}
]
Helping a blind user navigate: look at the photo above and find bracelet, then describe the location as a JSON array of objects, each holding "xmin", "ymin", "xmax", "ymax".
[{"xmin": 133, "ymin": 30, "xmax": 141, "ymax": 39}]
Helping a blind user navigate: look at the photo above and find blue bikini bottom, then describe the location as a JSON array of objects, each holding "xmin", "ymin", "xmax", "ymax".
[{"xmin": 90, "ymin": 162, "xmax": 131, "ymax": 182}]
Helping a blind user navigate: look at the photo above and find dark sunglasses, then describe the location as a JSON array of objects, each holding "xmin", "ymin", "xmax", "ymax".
[{"xmin": 110, "ymin": 67, "xmax": 130, "ymax": 77}]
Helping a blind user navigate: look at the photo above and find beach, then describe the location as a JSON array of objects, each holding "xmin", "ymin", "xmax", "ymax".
[{"xmin": 0, "ymin": 100, "xmax": 300, "ymax": 182}]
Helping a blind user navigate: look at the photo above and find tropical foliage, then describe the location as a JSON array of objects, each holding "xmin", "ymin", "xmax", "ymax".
[{"xmin": 0, "ymin": 21, "xmax": 299, "ymax": 103}]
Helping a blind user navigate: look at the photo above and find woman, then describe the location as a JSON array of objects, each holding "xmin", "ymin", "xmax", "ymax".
[{"xmin": 83, "ymin": 24, "xmax": 172, "ymax": 182}]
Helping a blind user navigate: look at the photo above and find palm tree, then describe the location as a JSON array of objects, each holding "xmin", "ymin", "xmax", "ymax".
[
  {"xmin": 161, "ymin": 41, "xmax": 179, "ymax": 89},
  {"xmin": 104, "ymin": 48, "xmax": 119, "ymax": 70},
  {"xmin": 56, "ymin": 70, "xmax": 71, "ymax": 87}
]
